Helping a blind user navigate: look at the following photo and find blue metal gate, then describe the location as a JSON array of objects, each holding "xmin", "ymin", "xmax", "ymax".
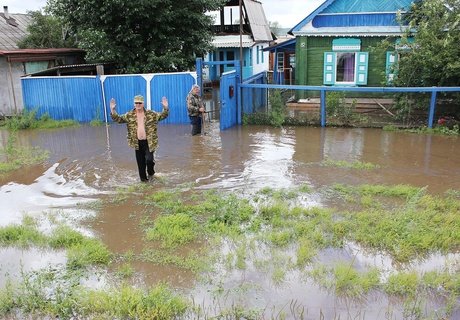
[
  {"xmin": 196, "ymin": 58, "xmax": 241, "ymax": 130},
  {"xmin": 220, "ymin": 70, "xmax": 239, "ymax": 130}
]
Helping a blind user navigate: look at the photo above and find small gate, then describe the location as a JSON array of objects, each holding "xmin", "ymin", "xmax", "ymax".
[
  {"xmin": 196, "ymin": 58, "xmax": 241, "ymax": 130},
  {"xmin": 220, "ymin": 70, "xmax": 239, "ymax": 130}
]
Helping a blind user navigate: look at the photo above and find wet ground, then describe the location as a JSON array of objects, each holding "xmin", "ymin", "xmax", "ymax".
[{"xmin": 1, "ymin": 123, "xmax": 459, "ymax": 319}]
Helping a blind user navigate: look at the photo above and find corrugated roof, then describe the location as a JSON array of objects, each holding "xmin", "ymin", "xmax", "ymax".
[
  {"xmin": 244, "ymin": 0, "xmax": 273, "ymax": 41},
  {"xmin": 0, "ymin": 11, "xmax": 32, "ymax": 50},
  {"xmin": 322, "ymin": 0, "xmax": 413, "ymax": 13},
  {"xmin": 0, "ymin": 48, "xmax": 85, "ymax": 56},
  {"xmin": 212, "ymin": 35, "xmax": 254, "ymax": 48}
]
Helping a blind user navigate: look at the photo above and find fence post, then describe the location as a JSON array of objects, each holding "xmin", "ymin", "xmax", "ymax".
[
  {"xmin": 428, "ymin": 89, "xmax": 437, "ymax": 128},
  {"xmin": 235, "ymin": 60, "xmax": 242, "ymax": 125},
  {"xmin": 196, "ymin": 58, "xmax": 203, "ymax": 89},
  {"xmin": 320, "ymin": 89, "xmax": 326, "ymax": 127}
]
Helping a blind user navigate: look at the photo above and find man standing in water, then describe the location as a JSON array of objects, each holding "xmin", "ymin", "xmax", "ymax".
[
  {"xmin": 186, "ymin": 84, "xmax": 205, "ymax": 135},
  {"xmin": 110, "ymin": 95, "xmax": 169, "ymax": 182}
]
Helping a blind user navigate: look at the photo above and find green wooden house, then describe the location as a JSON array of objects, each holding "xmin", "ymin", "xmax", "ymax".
[{"xmin": 278, "ymin": 0, "xmax": 414, "ymax": 98}]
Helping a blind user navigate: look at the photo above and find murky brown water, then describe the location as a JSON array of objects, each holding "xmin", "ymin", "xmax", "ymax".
[{"xmin": 1, "ymin": 123, "xmax": 459, "ymax": 318}]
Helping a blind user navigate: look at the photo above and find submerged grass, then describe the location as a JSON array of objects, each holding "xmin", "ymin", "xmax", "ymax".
[
  {"xmin": 0, "ymin": 133, "xmax": 48, "ymax": 174},
  {"xmin": 2, "ymin": 109, "xmax": 78, "ymax": 130},
  {"xmin": 145, "ymin": 213, "xmax": 198, "ymax": 248},
  {"xmin": 0, "ymin": 270, "xmax": 188, "ymax": 320},
  {"xmin": 0, "ymin": 221, "xmax": 111, "ymax": 270},
  {"xmin": 1, "ymin": 182, "xmax": 459, "ymax": 319},
  {"xmin": 322, "ymin": 158, "xmax": 381, "ymax": 170}
]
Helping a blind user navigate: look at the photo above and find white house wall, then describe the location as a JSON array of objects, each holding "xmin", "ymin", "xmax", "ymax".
[{"xmin": 252, "ymin": 43, "xmax": 270, "ymax": 75}]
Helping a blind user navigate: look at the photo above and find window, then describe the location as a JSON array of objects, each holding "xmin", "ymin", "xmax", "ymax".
[
  {"xmin": 323, "ymin": 51, "xmax": 368, "ymax": 85},
  {"xmin": 227, "ymin": 51, "xmax": 235, "ymax": 67},
  {"xmin": 386, "ymin": 51, "xmax": 398, "ymax": 84},
  {"xmin": 323, "ymin": 38, "xmax": 368, "ymax": 86},
  {"xmin": 277, "ymin": 52, "xmax": 284, "ymax": 69},
  {"xmin": 336, "ymin": 52, "xmax": 355, "ymax": 83}
]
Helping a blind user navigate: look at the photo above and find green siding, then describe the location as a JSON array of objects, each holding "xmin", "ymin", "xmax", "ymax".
[
  {"xmin": 361, "ymin": 37, "xmax": 387, "ymax": 86},
  {"xmin": 295, "ymin": 36, "xmax": 390, "ymax": 98}
]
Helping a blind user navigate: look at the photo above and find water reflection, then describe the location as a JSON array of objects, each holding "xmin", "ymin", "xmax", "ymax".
[{"xmin": 1, "ymin": 124, "xmax": 459, "ymax": 318}]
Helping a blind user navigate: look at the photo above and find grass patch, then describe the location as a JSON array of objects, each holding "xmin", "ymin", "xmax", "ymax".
[
  {"xmin": 383, "ymin": 124, "xmax": 460, "ymax": 136},
  {"xmin": 145, "ymin": 213, "xmax": 198, "ymax": 248},
  {"xmin": 321, "ymin": 158, "xmax": 381, "ymax": 170},
  {"xmin": 0, "ymin": 219, "xmax": 111, "ymax": 270},
  {"xmin": 141, "ymin": 249, "xmax": 206, "ymax": 273},
  {"xmin": 0, "ymin": 133, "xmax": 48, "ymax": 173},
  {"xmin": 2, "ymin": 109, "xmax": 78, "ymax": 130},
  {"xmin": 1, "ymin": 183, "xmax": 459, "ymax": 318},
  {"xmin": 0, "ymin": 216, "xmax": 46, "ymax": 247},
  {"xmin": 343, "ymin": 192, "xmax": 460, "ymax": 263},
  {"xmin": 384, "ymin": 272, "xmax": 419, "ymax": 297},
  {"xmin": 0, "ymin": 270, "xmax": 188, "ymax": 320},
  {"xmin": 67, "ymin": 238, "xmax": 112, "ymax": 269}
]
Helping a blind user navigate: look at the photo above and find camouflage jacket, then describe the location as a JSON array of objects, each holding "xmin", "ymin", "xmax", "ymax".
[
  {"xmin": 111, "ymin": 107, "xmax": 169, "ymax": 151},
  {"xmin": 186, "ymin": 92, "xmax": 203, "ymax": 116}
]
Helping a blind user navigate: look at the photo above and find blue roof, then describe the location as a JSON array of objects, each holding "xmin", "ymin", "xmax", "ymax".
[
  {"xmin": 322, "ymin": 0, "xmax": 413, "ymax": 13},
  {"xmin": 289, "ymin": 0, "xmax": 414, "ymax": 34}
]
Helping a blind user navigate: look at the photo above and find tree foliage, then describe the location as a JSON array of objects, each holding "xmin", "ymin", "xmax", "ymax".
[
  {"xmin": 394, "ymin": 0, "xmax": 460, "ymax": 87},
  {"xmin": 17, "ymin": 10, "xmax": 76, "ymax": 49},
  {"xmin": 46, "ymin": 0, "xmax": 226, "ymax": 73}
]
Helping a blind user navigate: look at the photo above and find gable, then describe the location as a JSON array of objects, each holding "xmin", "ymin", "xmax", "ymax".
[
  {"xmin": 290, "ymin": 0, "xmax": 414, "ymax": 36},
  {"xmin": 322, "ymin": 0, "xmax": 413, "ymax": 13}
]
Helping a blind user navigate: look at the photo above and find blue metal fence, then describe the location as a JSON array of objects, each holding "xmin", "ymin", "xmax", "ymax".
[
  {"xmin": 241, "ymin": 72, "xmax": 268, "ymax": 114},
  {"xmin": 240, "ymin": 81, "xmax": 460, "ymax": 128},
  {"xmin": 150, "ymin": 73, "xmax": 195, "ymax": 124},
  {"xmin": 22, "ymin": 76, "xmax": 103, "ymax": 122},
  {"xmin": 21, "ymin": 72, "xmax": 196, "ymax": 124}
]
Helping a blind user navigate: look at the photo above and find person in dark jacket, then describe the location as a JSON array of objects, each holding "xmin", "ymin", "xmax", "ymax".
[
  {"xmin": 110, "ymin": 94, "xmax": 169, "ymax": 182},
  {"xmin": 186, "ymin": 84, "xmax": 205, "ymax": 135}
]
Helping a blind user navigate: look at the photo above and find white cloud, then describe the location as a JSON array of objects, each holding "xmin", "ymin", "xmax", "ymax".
[
  {"xmin": 3, "ymin": 0, "xmax": 47, "ymax": 13},
  {"xmin": 261, "ymin": 0, "xmax": 324, "ymax": 28},
  {"xmin": 3, "ymin": 0, "xmax": 325, "ymax": 29}
]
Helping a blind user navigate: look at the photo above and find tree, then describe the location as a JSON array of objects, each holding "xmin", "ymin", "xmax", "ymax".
[
  {"xmin": 46, "ymin": 0, "xmax": 226, "ymax": 73},
  {"xmin": 394, "ymin": 0, "xmax": 460, "ymax": 87},
  {"xmin": 268, "ymin": 21, "xmax": 282, "ymax": 36},
  {"xmin": 17, "ymin": 10, "xmax": 76, "ymax": 48}
]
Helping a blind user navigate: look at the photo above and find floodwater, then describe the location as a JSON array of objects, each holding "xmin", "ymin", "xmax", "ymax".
[{"xmin": 1, "ymin": 122, "xmax": 459, "ymax": 319}]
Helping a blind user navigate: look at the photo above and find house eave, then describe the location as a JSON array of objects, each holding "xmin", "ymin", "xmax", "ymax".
[{"xmin": 292, "ymin": 25, "xmax": 408, "ymax": 37}]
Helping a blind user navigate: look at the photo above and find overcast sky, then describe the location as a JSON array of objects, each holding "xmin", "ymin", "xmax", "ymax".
[{"xmin": 3, "ymin": 0, "xmax": 324, "ymax": 28}]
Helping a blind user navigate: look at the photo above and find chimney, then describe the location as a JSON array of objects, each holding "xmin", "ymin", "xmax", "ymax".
[{"xmin": 3, "ymin": 6, "xmax": 9, "ymax": 19}]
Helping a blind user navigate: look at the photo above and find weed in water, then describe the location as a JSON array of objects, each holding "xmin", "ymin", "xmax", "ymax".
[
  {"xmin": 145, "ymin": 213, "xmax": 198, "ymax": 248},
  {"xmin": 322, "ymin": 158, "xmax": 381, "ymax": 170},
  {"xmin": 0, "ymin": 133, "xmax": 48, "ymax": 173},
  {"xmin": 67, "ymin": 238, "xmax": 112, "ymax": 269},
  {"xmin": 384, "ymin": 272, "xmax": 419, "ymax": 297},
  {"xmin": 272, "ymin": 266, "xmax": 286, "ymax": 285},
  {"xmin": 296, "ymin": 238, "xmax": 317, "ymax": 267},
  {"xmin": 48, "ymin": 225, "xmax": 85, "ymax": 249},
  {"xmin": 115, "ymin": 263, "xmax": 135, "ymax": 279},
  {"xmin": 141, "ymin": 249, "xmax": 207, "ymax": 273},
  {"xmin": 73, "ymin": 283, "xmax": 188, "ymax": 319},
  {"xmin": 267, "ymin": 230, "xmax": 293, "ymax": 247},
  {"xmin": 3, "ymin": 109, "xmax": 78, "ymax": 130},
  {"xmin": 0, "ymin": 223, "xmax": 46, "ymax": 247},
  {"xmin": 0, "ymin": 280, "xmax": 15, "ymax": 316}
]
